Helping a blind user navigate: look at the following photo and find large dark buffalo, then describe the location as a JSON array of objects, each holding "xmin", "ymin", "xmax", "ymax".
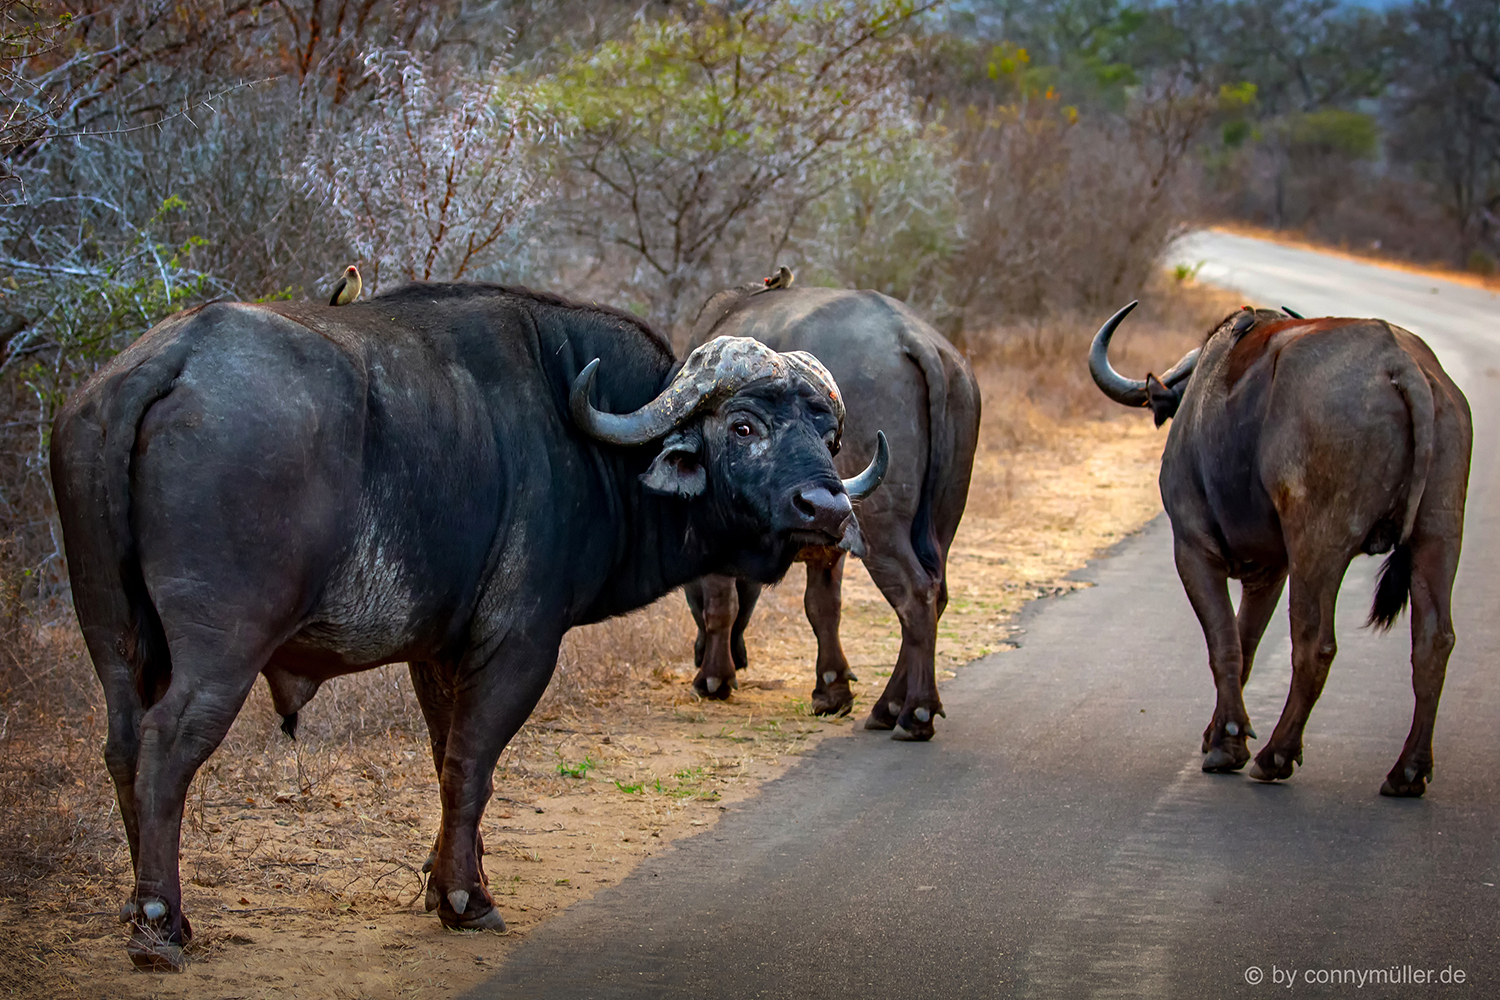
[
  {"xmin": 1090, "ymin": 302, "xmax": 1471, "ymax": 796},
  {"xmin": 682, "ymin": 284, "xmax": 980, "ymax": 740},
  {"xmin": 49, "ymin": 283, "xmax": 886, "ymax": 968}
]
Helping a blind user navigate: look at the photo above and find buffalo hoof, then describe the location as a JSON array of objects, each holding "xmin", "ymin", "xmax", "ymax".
[
  {"xmin": 692, "ymin": 673, "xmax": 734, "ymax": 700},
  {"xmin": 437, "ymin": 884, "xmax": 504, "ymax": 932},
  {"xmin": 862, "ymin": 697, "xmax": 900, "ymax": 732},
  {"xmin": 1379, "ymin": 763, "xmax": 1429, "ymax": 798},
  {"xmin": 1248, "ymin": 748, "xmax": 1298, "ymax": 782},
  {"xmin": 892, "ymin": 705, "xmax": 942, "ymax": 742},
  {"xmin": 811, "ymin": 679, "xmax": 854, "ymax": 717},
  {"xmin": 1202, "ymin": 742, "xmax": 1250, "ymax": 773},
  {"xmin": 448, "ymin": 905, "xmax": 508, "ymax": 933},
  {"xmin": 128, "ymin": 937, "xmax": 186, "ymax": 972},
  {"xmin": 127, "ymin": 900, "xmax": 188, "ymax": 972}
]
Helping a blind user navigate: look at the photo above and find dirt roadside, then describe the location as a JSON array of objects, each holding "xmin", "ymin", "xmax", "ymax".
[{"xmin": 0, "ymin": 414, "xmax": 1172, "ymax": 1000}]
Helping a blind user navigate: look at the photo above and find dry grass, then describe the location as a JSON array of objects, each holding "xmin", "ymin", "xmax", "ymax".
[{"xmin": 0, "ymin": 279, "xmax": 1242, "ymax": 999}]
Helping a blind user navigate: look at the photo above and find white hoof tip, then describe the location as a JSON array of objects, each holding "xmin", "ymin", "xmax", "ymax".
[
  {"xmin": 447, "ymin": 890, "xmax": 470, "ymax": 916},
  {"xmin": 1404, "ymin": 766, "xmax": 1418, "ymax": 783},
  {"xmin": 822, "ymin": 671, "xmax": 837, "ymax": 685},
  {"xmin": 142, "ymin": 900, "xmax": 167, "ymax": 922},
  {"xmin": 914, "ymin": 708, "xmax": 931, "ymax": 723},
  {"xmin": 887, "ymin": 700, "xmax": 902, "ymax": 716},
  {"xmin": 1226, "ymin": 722, "xmax": 1239, "ymax": 737},
  {"xmin": 704, "ymin": 677, "xmax": 721, "ymax": 693}
]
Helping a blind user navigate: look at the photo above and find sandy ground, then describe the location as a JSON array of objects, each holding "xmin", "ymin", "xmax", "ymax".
[{"xmin": 0, "ymin": 417, "xmax": 1170, "ymax": 1000}]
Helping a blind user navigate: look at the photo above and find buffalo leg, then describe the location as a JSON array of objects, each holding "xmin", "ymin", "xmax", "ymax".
[
  {"xmin": 1201, "ymin": 571, "xmax": 1286, "ymax": 752},
  {"xmin": 125, "ymin": 625, "xmax": 266, "ymax": 970},
  {"xmin": 1175, "ymin": 539, "xmax": 1253, "ymax": 771},
  {"xmin": 686, "ymin": 575, "xmax": 740, "ymax": 699},
  {"xmin": 409, "ymin": 661, "xmax": 486, "ymax": 884},
  {"xmin": 79, "ymin": 628, "xmax": 148, "ymax": 874},
  {"xmin": 1251, "ymin": 565, "xmax": 1345, "ymax": 782},
  {"xmin": 1383, "ymin": 533, "xmax": 1459, "ymax": 797},
  {"xmin": 861, "ymin": 543, "xmax": 944, "ymax": 741},
  {"xmin": 804, "ymin": 550, "xmax": 855, "ymax": 716},
  {"xmin": 426, "ymin": 634, "xmax": 559, "ymax": 932},
  {"xmin": 730, "ymin": 578, "xmax": 761, "ymax": 675}
]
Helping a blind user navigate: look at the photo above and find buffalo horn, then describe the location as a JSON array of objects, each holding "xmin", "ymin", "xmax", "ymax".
[
  {"xmin": 1088, "ymin": 301, "xmax": 1150, "ymax": 406},
  {"xmin": 570, "ymin": 358, "xmax": 715, "ymax": 446},
  {"xmin": 843, "ymin": 431, "xmax": 889, "ymax": 501},
  {"xmin": 1089, "ymin": 300, "xmax": 1201, "ymax": 403},
  {"xmin": 1159, "ymin": 347, "xmax": 1201, "ymax": 389}
]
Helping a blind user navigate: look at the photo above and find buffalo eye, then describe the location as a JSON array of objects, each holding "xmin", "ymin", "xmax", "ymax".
[{"xmin": 733, "ymin": 421, "xmax": 754, "ymax": 438}]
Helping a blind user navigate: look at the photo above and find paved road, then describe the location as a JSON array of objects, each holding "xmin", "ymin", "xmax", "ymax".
[{"xmin": 473, "ymin": 233, "xmax": 1500, "ymax": 999}]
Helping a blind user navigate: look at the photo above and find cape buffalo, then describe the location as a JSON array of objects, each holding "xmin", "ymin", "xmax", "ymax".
[
  {"xmin": 1090, "ymin": 302, "xmax": 1471, "ymax": 796},
  {"xmin": 682, "ymin": 284, "xmax": 980, "ymax": 740},
  {"xmin": 49, "ymin": 283, "xmax": 886, "ymax": 969}
]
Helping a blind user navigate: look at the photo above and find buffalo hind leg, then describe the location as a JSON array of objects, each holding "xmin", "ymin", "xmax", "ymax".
[
  {"xmin": 125, "ymin": 626, "xmax": 266, "ymax": 970},
  {"xmin": 1201, "ymin": 571, "xmax": 1285, "ymax": 752},
  {"xmin": 1251, "ymin": 566, "xmax": 1345, "ymax": 782},
  {"xmin": 425, "ymin": 635, "xmax": 559, "ymax": 932},
  {"xmin": 686, "ymin": 575, "xmax": 739, "ymax": 699},
  {"xmin": 861, "ymin": 543, "xmax": 944, "ymax": 741},
  {"xmin": 1175, "ymin": 539, "xmax": 1254, "ymax": 771},
  {"xmin": 1383, "ymin": 532, "xmax": 1459, "ymax": 797},
  {"xmin": 804, "ymin": 549, "xmax": 855, "ymax": 716}
]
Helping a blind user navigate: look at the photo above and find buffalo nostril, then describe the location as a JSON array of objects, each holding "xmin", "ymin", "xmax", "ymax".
[{"xmin": 794, "ymin": 487, "xmax": 852, "ymax": 535}]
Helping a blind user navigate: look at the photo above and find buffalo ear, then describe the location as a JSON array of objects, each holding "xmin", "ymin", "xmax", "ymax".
[
  {"xmin": 1145, "ymin": 374, "xmax": 1181, "ymax": 427},
  {"xmin": 641, "ymin": 429, "xmax": 707, "ymax": 497}
]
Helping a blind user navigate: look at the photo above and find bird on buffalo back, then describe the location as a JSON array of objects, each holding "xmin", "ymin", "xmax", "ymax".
[
  {"xmin": 329, "ymin": 265, "xmax": 361, "ymax": 306},
  {"xmin": 763, "ymin": 266, "xmax": 794, "ymax": 290}
]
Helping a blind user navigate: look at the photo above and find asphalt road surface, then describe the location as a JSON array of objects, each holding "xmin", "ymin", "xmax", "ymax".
[{"xmin": 472, "ymin": 233, "xmax": 1500, "ymax": 999}]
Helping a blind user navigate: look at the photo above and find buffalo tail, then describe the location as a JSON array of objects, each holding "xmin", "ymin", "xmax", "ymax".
[
  {"xmin": 1366, "ymin": 341, "xmax": 1435, "ymax": 631},
  {"xmin": 900, "ymin": 331, "xmax": 955, "ymax": 578},
  {"xmin": 1368, "ymin": 543, "xmax": 1413, "ymax": 632}
]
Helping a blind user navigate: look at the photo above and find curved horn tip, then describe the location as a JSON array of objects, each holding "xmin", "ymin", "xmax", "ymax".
[
  {"xmin": 569, "ymin": 358, "xmax": 602, "ymax": 422},
  {"xmin": 843, "ymin": 430, "xmax": 889, "ymax": 501},
  {"xmin": 1088, "ymin": 301, "xmax": 1149, "ymax": 408}
]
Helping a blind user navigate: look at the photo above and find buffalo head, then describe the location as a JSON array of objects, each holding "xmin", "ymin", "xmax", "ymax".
[
  {"xmin": 571, "ymin": 335, "xmax": 888, "ymax": 580},
  {"xmin": 1088, "ymin": 300, "xmax": 1201, "ymax": 426}
]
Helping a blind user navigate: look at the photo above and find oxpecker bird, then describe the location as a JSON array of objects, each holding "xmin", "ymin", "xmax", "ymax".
[
  {"xmin": 329, "ymin": 265, "xmax": 362, "ymax": 306},
  {"xmin": 763, "ymin": 265, "xmax": 794, "ymax": 290}
]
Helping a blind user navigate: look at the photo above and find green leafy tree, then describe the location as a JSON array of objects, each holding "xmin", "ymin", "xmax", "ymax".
[{"xmin": 539, "ymin": 0, "xmax": 934, "ymax": 332}]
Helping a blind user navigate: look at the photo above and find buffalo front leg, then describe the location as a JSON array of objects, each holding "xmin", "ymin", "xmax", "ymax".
[
  {"xmin": 409, "ymin": 661, "xmax": 486, "ymax": 886},
  {"xmin": 427, "ymin": 635, "xmax": 559, "ymax": 932},
  {"xmin": 1175, "ymin": 540, "xmax": 1253, "ymax": 772},
  {"xmin": 1251, "ymin": 566, "xmax": 1345, "ymax": 782},
  {"xmin": 685, "ymin": 575, "xmax": 739, "ymax": 699},
  {"xmin": 804, "ymin": 549, "xmax": 855, "ymax": 716},
  {"xmin": 1383, "ymin": 534, "xmax": 1459, "ymax": 798}
]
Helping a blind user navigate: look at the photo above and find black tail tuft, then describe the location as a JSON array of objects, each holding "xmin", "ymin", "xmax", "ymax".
[
  {"xmin": 280, "ymin": 712, "xmax": 299, "ymax": 740},
  {"xmin": 1367, "ymin": 543, "xmax": 1413, "ymax": 632}
]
